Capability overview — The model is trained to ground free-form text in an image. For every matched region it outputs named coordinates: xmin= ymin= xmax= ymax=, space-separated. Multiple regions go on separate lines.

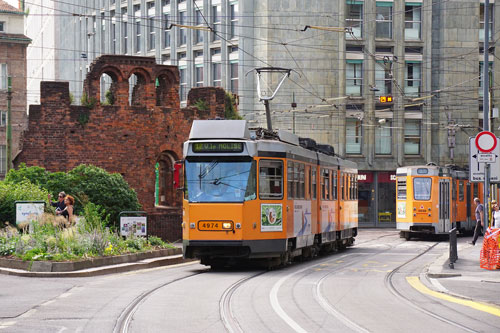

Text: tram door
xmin=438 ymin=179 xmax=450 ymax=232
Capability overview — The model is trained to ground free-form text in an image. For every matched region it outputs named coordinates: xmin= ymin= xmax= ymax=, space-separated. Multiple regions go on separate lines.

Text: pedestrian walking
xmin=471 ymin=197 xmax=484 ymax=246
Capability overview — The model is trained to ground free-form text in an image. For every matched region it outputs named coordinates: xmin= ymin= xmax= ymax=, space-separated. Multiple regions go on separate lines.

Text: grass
xmin=0 ymin=204 xmax=174 ymax=262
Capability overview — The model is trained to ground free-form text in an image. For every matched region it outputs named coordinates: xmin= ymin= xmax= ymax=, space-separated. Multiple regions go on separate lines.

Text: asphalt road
xmin=1 ymin=230 xmax=499 ymax=332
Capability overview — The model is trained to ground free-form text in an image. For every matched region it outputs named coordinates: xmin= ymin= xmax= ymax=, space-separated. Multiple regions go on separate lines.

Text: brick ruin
xmin=14 ymin=55 xmax=226 ymax=241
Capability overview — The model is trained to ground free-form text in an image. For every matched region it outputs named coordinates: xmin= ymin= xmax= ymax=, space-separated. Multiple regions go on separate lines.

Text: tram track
xmin=384 ymin=242 xmax=479 ymax=333
xmin=219 ymin=271 xmax=267 ymax=333
xmin=271 ymin=236 xmax=402 ymax=332
xmin=113 ymin=269 xmax=207 ymax=333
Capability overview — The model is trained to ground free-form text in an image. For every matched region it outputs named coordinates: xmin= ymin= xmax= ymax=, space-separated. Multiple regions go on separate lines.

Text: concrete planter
xmin=0 ymin=247 xmax=181 ymax=273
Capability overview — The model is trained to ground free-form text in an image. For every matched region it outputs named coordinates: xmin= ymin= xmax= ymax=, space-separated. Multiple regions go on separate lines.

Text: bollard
xmin=449 ymin=228 xmax=458 ymax=269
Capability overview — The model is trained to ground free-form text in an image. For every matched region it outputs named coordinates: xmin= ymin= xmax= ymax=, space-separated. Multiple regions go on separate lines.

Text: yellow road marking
xmin=407 ymin=276 xmax=500 ymax=317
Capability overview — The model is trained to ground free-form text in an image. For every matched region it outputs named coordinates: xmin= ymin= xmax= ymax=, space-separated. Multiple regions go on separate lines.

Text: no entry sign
xmin=475 ymin=131 xmax=497 ymax=152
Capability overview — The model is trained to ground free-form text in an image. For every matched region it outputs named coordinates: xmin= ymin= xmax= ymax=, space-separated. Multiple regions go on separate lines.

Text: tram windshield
xmin=413 ymin=177 xmax=432 ymax=200
xmin=185 ymin=160 xmax=256 ymax=203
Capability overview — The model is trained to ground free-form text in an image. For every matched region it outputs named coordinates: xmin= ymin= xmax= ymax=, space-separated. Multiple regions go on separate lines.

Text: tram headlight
xmin=222 ymin=222 xmax=232 ymax=230
xmin=190 ymin=223 xmax=195 ymax=229
xmin=236 ymin=223 xmax=241 ymax=229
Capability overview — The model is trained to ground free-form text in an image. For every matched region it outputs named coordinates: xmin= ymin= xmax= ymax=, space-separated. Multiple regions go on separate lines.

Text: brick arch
xmin=155 ymin=70 xmax=178 ymax=107
xmin=97 ymin=66 xmax=124 ymax=105
xmin=155 ymin=150 xmax=180 ymax=207
xmin=128 ymin=68 xmax=151 ymax=106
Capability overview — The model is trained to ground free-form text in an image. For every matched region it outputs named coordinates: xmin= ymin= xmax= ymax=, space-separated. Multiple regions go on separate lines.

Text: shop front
xmin=357 ymin=171 xmax=396 ymax=227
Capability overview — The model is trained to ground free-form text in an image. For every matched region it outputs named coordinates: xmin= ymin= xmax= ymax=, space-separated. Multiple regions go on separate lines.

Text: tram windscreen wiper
xmin=198 ymin=161 xmax=218 ymax=179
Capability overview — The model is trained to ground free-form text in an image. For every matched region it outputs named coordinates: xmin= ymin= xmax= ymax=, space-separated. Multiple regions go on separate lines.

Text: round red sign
xmin=475 ymin=131 xmax=497 ymax=152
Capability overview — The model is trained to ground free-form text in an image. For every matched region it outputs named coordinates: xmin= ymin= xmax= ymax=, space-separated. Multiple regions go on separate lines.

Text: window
xmin=414 ymin=178 xmax=431 ymax=201
xmin=134 ymin=5 xmax=141 ymax=53
xmin=345 ymin=1 xmax=362 ymax=38
xmin=0 ymin=145 xmax=5 ymax=175
xmin=405 ymin=4 xmax=421 ymax=40
xmin=111 ymin=11 xmax=116 ymax=54
xmin=346 ymin=61 xmax=362 ymax=96
xmin=230 ymin=2 xmax=238 ymax=39
xmin=287 ymin=162 xmax=294 ymax=198
xmin=184 ymin=160 xmax=256 ymax=203
xmin=375 ymin=119 xmax=392 ymax=155
xmin=163 ymin=13 xmax=171 ymax=48
xmin=480 ymin=3 xmax=494 ymax=42
xmin=298 ymin=164 xmax=305 ymax=199
xmin=0 ymin=111 xmax=6 ymax=126
xmin=405 ymin=62 xmax=421 ymax=96
xmin=195 ymin=9 xmax=204 ymax=44
xmin=101 ymin=13 xmax=105 ymax=51
xmin=332 ymin=172 xmax=338 ymax=200
xmin=375 ymin=61 xmax=392 ymax=96
xmin=397 ymin=178 xmax=406 ymax=200
xmin=178 ymin=11 xmax=187 ymax=46
xmin=212 ymin=4 xmax=221 ymax=41
xmin=122 ymin=8 xmax=128 ymax=54
xmin=479 ymin=62 xmax=493 ymax=97
xmin=311 ymin=168 xmax=317 ymax=199
xmin=404 ymin=119 xmax=421 ymax=155
xmin=346 ymin=118 xmax=362 ymax=154
xmin=459 ymin=181 xmax=464 ymax=201
xmin=230 ymin=62 xmax=238 ymax=93
xmin=321 ymin=169 xmax=330 ymax=200
xmin=259 ymin=160 xmax=283 ymax=199
xmin=147 ymin=2 xmax=155 ymax=51
xmin=0 ymin=22 xmax=4 ymax=32
xmin=179 ymin=67 xmax=187 ymax=102
xmin=376 ymin=2 xmax=392 ymax=39
xmin=195 ymin=65 xmax=203 ymax=87
xmin=341 ymin=173 xmax=345 ymax=200
xmin=0 ymin=64 xmax=7 ymax=90
xmin=212 ymin=63 xmax=221 ymax=86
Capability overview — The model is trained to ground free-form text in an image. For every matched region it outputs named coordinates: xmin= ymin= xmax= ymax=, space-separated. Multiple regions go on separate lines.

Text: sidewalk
xmin=425 ymin=236 xmax=500 ymax=307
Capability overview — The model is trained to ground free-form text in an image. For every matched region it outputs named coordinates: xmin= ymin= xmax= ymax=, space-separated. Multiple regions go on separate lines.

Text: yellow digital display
xmin=192 ymin=142 xmax=244 ymax=153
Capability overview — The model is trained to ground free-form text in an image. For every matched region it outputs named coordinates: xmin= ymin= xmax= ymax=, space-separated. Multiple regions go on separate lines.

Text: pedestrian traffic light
xmin=379 ymin=96 xmax=393 ymax=103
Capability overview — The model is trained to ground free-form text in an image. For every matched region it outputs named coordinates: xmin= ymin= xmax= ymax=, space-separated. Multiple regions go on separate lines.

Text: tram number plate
xmin=199 ymin=222 xmax=223 ymax=231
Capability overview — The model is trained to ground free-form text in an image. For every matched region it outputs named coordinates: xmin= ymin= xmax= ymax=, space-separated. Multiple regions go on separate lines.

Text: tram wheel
xmin=404 ymin=232 xmax=411 ymax=241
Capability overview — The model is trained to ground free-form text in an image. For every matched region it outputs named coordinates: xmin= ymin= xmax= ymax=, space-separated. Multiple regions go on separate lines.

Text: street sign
xmin=475 ymin=131 xmax=497 ymax=152
xmin=469 ymin=137 xmax=500 ymax=182
xmin=477 ymin=153 xmax=496 ymax=163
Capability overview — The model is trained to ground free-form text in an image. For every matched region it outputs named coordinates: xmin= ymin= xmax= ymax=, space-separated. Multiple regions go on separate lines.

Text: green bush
xmin=4 ymin=164 xmax=141 ymax=228
xmin=0 ymin=180 xmax=49 ymax=226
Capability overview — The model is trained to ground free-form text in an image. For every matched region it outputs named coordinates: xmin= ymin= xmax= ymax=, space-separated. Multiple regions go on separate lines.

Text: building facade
xmin=0 ymin=0 xmax=30 ymax=178
xmin=21 ymin=0 xmax=499 ymax=226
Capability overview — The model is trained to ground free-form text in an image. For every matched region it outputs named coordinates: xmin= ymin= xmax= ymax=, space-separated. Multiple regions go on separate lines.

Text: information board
xmin=16 ymin=202 xmax=45 ymax=225
xmin=120 ymin=216 xmax=147 ymax=236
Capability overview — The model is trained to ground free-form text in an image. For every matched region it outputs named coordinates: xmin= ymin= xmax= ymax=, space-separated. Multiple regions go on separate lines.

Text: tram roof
xmin=189 ymin=120 xmax=251 ymax=140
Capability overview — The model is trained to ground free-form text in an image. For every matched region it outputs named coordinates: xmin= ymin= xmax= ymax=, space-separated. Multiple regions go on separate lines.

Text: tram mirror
xmin=174 ymin=160 xmax=184 ymax=190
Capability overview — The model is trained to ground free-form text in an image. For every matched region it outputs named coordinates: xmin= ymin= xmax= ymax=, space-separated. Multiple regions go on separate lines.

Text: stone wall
xmin=14 ymin=55 xmax=226 ymax=241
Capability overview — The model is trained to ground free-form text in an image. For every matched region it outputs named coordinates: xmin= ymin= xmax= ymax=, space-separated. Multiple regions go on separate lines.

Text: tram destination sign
xmin=192 ymin=142 xmax=244 ymax=153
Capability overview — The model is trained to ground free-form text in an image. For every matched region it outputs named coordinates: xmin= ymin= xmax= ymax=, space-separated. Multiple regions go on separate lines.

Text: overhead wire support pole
xmin=6 ymin=76 xmax=12 ymax=173
xmin=484 ymin=0 xmax=491 ymax=227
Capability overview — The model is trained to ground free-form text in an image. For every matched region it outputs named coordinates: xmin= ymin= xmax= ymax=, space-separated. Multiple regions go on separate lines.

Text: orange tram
xmin=396 ymin=164 xmax=498 ymax=240
xmin=181 ymin=120 xmax=358 ymax=267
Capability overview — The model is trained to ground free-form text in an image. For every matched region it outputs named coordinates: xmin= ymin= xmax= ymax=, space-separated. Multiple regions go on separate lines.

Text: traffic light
xmin=379 ymin=96 xmax=393 ymax=103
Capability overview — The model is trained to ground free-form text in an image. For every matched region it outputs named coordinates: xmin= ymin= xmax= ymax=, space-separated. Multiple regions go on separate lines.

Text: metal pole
xmin=264 ymin=100 xmax=272 ymax=131
xmin=483 ymin=0 xmax=490 ymax=227
xmin=6 ymin=76 xmax=12 ymax=173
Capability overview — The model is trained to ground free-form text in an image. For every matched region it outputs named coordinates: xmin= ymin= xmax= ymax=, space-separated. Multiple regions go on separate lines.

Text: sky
xmin=5 ymin=0 xmax=18 ymax=10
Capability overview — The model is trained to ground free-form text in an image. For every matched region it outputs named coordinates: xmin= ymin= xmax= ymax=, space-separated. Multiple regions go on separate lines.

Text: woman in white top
xmin=492 ymin=202 xmax=500 ymax=228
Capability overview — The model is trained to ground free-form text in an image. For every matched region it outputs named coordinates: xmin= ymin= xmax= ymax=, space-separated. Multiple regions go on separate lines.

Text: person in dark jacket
xmin=471 ymin=197 xmax=484 ymax=246
xmin=48 ymin=191 xmax=66 ymax=215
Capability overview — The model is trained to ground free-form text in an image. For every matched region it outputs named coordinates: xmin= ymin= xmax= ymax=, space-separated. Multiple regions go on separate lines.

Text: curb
xmin=0 ymin=248 xmax=197 ymax=277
